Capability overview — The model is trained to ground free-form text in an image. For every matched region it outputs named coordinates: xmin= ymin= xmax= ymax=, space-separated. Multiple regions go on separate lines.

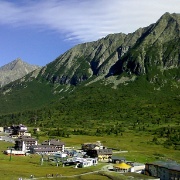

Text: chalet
xmin=86 ymin=149 xmax=112 ymax=161
xmin=145 ymin=161 xmax=180 ymax=180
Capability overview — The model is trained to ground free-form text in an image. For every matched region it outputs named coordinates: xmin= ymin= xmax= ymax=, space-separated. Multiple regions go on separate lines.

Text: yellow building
xmin=113 ymin=162 xmax=132 ymax=172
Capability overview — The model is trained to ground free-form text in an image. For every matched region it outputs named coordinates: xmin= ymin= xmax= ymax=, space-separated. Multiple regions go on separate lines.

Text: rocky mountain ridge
xmin=37 ymin=12 xmax=179 ymax=87
xmin=1 ymin=13 xmax=179 ymax=89
xmin=0 ymin=58 xmax=40 ymax=87
xmin=0 ymin=12 xmax=179 ymax=114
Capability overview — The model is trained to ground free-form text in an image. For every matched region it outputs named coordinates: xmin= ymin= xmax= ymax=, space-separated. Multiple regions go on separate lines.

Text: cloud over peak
xmin=0 ymin=0 xmax=180 ymax=42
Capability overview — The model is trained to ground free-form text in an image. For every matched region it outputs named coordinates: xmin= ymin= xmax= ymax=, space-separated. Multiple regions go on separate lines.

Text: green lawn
xmin=59 ymin=133 xmax=180 ymax=163
xmin=0 ymin=132 xmax=179 ymax=180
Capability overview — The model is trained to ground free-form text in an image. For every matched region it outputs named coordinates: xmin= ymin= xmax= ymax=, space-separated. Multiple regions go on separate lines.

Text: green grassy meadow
xmin=0 ymin=132 xmax=179 ymax=180
xmin=0 ymin=141 xmax=104 ymax=180
xmin=59 ymin=134 xmax=180 ymax=163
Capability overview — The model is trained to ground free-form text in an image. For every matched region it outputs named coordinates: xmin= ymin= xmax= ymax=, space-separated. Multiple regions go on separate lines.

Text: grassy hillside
xmin=0 ymin=75 xmax=179 ymax=152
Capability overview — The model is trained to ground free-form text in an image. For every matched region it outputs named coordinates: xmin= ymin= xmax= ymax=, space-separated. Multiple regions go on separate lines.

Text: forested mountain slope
xmin=0 ymin=12 xmax=179 ymax=116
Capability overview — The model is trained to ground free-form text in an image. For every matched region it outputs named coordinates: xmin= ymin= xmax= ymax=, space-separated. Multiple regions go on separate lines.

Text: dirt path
xmin=21 ymin=164 xmax=114 ymax=180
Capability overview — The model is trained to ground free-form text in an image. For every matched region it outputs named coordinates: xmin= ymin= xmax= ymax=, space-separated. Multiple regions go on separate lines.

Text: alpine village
xmin=0 ymin=12 xmax=180 ymax=180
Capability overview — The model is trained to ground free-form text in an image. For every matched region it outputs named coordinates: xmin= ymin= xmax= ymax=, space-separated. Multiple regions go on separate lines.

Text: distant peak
xmin=159 ymin=12 xmax=172 ymax=20
xmin=0 ymin=58 xmax=40 ymax=87
xmin=163 ymin=12 xmax=171 ymax=16
xmin=156 ymin=12 xmax=180 ymax=27
xmin=14 ymin=58 xmax=23 ymax=63
xmin=159 ymin=12 xmax=179 ymax=20
xmin=9 ymin=58 xmax=22 ymax=65
xmin=15 ymin=58 xmax=22 ymax=62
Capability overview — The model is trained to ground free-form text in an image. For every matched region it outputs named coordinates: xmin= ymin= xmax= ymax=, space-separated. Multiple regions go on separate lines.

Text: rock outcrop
xmin=39 ymin=13 xmax=180 ymax=86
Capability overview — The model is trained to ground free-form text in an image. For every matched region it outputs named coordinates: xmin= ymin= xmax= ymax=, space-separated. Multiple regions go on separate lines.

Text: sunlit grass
xmin=0 ymin=130 xmax=179 ymax=180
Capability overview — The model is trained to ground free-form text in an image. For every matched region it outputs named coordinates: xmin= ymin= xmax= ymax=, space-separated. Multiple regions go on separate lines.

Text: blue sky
xmin=0 ymin=0 xmax=179 ymax=67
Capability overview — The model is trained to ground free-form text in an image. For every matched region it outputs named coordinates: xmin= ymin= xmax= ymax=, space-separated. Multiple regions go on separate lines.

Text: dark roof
xmin=97 ymin=149 xmax=112 ymax=155
xmin=30 ymin=145 xmax=63 ymax=153
xmin=82 ymin=144 xmax=97 ymax=148
xmin=30 ymin=145 xmax=55 ymax=148
xmin=34 ymin=148 xmax=59 ymax=152
xmin=42 ymin=139 xmax=64 ymax=146
xmin=111 ymin=156 xmax=126 ymax=160
xmin=18 ymin=129 xmax=27 ymax=132
xmin=15 ymin=136 xmax=37 ymax=142
xmin=146 ymin=161 xmax=180 ymax=171
xmin=87 ymin=149 xmax=112 ymax=155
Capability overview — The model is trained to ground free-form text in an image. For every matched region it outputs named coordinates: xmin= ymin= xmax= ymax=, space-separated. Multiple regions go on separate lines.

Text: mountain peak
xmin=158 ymin=12 xmax=180 ymax=24
xmin=0 ymin=58 xmax=40 ymax=87
xmin=0 ymin=58 xmax=24 ymax=71
xmin=161 ymin=12 xmax=171 ymax=17
xmin=37 ymin=13 xmax=180 ymax=86
xmin=11 ymin=58 xmax=26 ymax=70
xmin=14 ymin=58 xmax=23 ymax=63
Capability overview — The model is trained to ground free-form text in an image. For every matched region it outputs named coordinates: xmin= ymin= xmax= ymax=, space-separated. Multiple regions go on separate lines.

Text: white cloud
xmin=0 ymin=0 xmax=179 ymax=42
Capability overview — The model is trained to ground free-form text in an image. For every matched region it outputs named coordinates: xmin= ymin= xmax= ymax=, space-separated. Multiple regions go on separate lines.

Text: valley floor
xmin=0 ymin=133 xmax=179 ymax=180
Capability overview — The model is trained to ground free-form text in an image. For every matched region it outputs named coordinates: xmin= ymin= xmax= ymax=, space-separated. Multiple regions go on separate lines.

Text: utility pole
xmin=9 ymin=148 xmax=12 ymax=161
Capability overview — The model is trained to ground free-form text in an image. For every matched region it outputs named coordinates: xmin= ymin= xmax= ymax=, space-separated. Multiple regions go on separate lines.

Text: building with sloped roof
xmin=30 ymin=145 xmax=60 ymax=154
xmin=113 ymin=162 xmax=132 ymax=172
xmin=145 ymin=161 xmax=180 ymax=180
xmin=86 ymin=149 xmax=112 ymax=161
xmin=30 ymin=139 xmax=65 ymax=154
xmin=14 ymin=136 xmax=37 ymax=152
xmin=110 ymin=156 xmax=126 ymax=163
xmin=81 ymin=142 xmax=104 ymax=151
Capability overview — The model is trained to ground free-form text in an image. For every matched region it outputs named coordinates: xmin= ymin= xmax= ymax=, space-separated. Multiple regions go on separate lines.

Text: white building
xmin=4 ymin=149 xmax=25 ymax=156
xmin=78 ymin=158 xmax=98 ymax=168
xmin=67 ymin=157 xmax=98 ymax=168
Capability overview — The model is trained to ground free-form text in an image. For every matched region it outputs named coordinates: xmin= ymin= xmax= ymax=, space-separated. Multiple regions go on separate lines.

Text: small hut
xmin=113 ymin=162 xmax=132 ymax=173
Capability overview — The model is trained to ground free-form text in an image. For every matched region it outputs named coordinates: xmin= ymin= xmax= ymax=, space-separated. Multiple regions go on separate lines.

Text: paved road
xmin=21 ymin=170 xmax=100 ymax=180
xmin=0 ymin=135 xmax=15 ymax=143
